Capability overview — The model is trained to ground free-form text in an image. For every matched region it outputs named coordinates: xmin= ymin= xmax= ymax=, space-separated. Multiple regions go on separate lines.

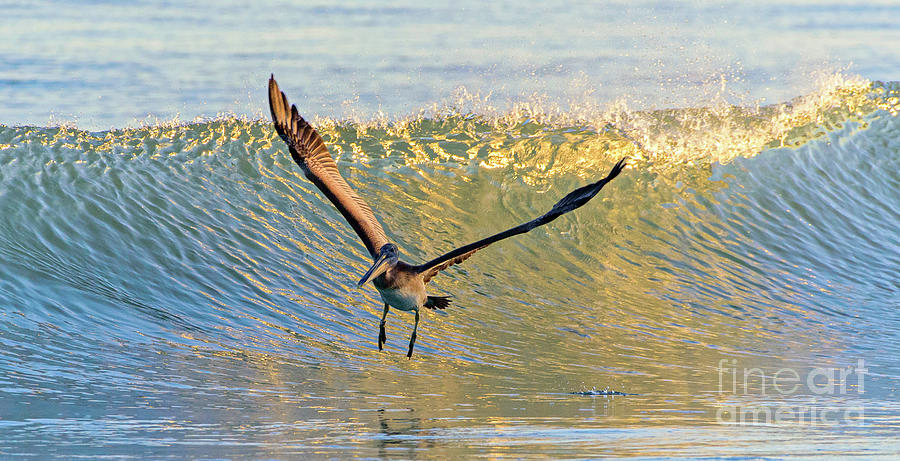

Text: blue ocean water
xmin=3 ymin=0 xmax=899 ymax=128
xmin=2 ymin=1 xmax=900 ymax=458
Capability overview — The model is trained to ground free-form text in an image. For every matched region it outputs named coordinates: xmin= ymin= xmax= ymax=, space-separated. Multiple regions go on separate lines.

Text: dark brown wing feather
xmin=268 ymin=75 xmax=389 ymax=257
xmin=420 ymin=247 xmax=481 ymax=284
xmin=417 ymin=158 xmax=627 ymax=283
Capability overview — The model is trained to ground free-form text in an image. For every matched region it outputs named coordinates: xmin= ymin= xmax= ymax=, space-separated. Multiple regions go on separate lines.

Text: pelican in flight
xmin=268 ymin=75 xmax=626 ymax=358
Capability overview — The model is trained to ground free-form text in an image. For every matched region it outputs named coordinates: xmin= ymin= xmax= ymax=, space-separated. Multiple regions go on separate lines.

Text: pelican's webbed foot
xmin=406 ymin=332 xmax=417 ymax=358
xmin=378 ymin=303 xmax=389 ymax=351
xmin=406 ymin=309 xmax=420 ymax=359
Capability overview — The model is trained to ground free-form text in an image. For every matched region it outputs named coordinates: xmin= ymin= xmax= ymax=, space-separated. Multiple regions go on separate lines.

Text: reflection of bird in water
xmin=268 ymin=75 xmax=627 ymax=358
xmin=375 ymin=408 xmax=428 ymax=456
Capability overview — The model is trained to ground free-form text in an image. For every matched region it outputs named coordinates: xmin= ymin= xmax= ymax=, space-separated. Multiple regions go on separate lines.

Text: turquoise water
xmin=2 ymin=1 xmax=900 ymax=459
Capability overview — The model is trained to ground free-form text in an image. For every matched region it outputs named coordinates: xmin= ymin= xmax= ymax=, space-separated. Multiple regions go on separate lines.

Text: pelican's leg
xmin=378 ymin=303 xmax=389 ymax=350
xmin=406 ymin=309 xmax=420 ymax=359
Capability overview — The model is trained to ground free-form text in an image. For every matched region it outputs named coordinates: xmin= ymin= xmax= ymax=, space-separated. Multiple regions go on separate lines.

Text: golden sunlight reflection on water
xmin=1 ymin=81 xmax=899 ymax=457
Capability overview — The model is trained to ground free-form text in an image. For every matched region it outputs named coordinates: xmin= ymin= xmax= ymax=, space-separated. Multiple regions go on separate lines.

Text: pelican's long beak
xmin=358 ymin=253 xmax=391 ymax=287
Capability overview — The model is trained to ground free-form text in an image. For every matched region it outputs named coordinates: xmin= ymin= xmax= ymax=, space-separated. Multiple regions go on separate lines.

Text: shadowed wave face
xmin=0 ymin=81 xmax=899 ymax=457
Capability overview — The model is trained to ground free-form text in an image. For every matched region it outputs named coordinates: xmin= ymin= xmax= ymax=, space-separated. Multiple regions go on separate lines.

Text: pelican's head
xmin=357 ymin=243 xmax=400 ymax=287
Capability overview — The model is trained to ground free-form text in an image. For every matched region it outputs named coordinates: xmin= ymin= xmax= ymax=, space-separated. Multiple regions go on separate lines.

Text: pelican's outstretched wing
xmin=268 ymin=75 xmax=389 ymax=257
xmin=416 ymin=158 xmax=627 ymax=283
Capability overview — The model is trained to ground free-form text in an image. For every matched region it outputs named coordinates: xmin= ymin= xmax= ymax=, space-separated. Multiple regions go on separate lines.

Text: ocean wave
xmin=0 ymin=80 xmax=898 ymax=370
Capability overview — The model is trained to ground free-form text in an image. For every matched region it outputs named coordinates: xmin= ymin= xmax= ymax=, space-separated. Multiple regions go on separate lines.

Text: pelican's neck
xmin=373 ymin=260 xmax=413 ymax=290
xmin=372 ymin=262 xmax=396 ymax=290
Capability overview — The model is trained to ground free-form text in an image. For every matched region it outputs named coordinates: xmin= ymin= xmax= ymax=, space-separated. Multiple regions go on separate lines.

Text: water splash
xmin=303 ymin=72 xmax=899 ymax=177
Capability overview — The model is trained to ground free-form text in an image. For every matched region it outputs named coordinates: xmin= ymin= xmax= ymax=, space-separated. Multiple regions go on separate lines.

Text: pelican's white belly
xmin=377 ymin=287 xmax=423 ymax=312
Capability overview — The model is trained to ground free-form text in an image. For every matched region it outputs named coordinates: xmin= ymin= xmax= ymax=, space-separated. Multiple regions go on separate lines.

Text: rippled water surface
xmin=3 ymin=1 xmax=900 ymax=459
xmin=3 ymin=83 xmax=900 ymax=457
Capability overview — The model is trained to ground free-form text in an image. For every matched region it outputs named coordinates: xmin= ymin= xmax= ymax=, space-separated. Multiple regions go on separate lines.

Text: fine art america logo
xmin=715 ymin=359 xmax=867 ymax=426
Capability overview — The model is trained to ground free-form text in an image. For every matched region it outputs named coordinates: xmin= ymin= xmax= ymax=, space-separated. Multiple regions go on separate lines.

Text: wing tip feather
xmin=606 ymin=157 xmax=627 ymax=181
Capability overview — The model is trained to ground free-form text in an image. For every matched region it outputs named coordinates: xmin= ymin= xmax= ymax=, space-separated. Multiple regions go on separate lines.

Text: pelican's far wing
xmin=268 ymin=75 xmax=389 ymax=257
xmin=416 ymin=158 xmax=627 ymax=283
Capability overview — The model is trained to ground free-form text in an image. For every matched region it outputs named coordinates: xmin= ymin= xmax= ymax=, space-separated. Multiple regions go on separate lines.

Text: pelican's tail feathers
xmin=425 ymin=296 xmax=452 ymax=310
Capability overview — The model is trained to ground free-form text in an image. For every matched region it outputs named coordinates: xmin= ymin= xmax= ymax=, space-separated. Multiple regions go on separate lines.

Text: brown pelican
xmin=268 ymin=75 xmax=626 ymax=358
